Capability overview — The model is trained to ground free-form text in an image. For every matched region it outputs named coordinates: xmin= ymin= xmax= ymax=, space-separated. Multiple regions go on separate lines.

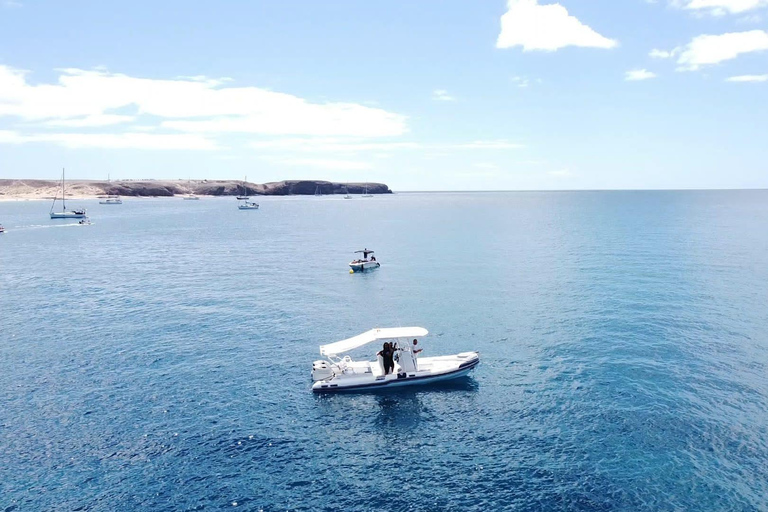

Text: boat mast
xmin=61 ymin=168 xmax=66 ymax=211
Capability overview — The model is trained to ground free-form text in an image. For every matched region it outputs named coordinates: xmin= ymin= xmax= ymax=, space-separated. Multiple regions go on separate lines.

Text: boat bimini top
xmin=320 ymin=327 xmax=428 ymax=357
xmin=354 ymin=249 xmax=375 ymax=259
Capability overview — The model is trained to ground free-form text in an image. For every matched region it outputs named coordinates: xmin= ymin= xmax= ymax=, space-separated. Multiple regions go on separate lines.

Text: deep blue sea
xmin=1 ymin=191 xmax=767 ymax=511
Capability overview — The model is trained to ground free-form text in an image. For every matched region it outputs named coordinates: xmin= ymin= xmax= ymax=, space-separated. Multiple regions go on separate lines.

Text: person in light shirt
xmin=411 ymin=339 xmax=422 ymax=357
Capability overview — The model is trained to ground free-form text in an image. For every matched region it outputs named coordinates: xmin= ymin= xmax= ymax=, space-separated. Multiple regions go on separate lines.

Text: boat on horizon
xmin=362 ymin=185 xmax=373 ymax=198
xmin=343 ymin=185 xmax=351 ymax=199
xmin=99 ymin=195 xmax=122 ymax=205
xmin=184 ymin=178 xmax=200 ymax=200
xmin=311 ymin=327 xmax=480 ymax=392
xmin=50 ymin=169 xmax=87 ymax=219
xmin=238 ymin=200 xmax=259 ymax=210
xmin=349 ymin=248 xmax=380 ymax=272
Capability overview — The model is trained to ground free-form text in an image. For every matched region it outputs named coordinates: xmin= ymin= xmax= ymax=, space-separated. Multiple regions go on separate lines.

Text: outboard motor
xmin=312 ymin=360 xmax=334 ymax=381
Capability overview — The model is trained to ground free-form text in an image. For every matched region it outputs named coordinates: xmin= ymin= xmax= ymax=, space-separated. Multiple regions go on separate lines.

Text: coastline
xmin=0 ymin=179 xmax=392 ymax=200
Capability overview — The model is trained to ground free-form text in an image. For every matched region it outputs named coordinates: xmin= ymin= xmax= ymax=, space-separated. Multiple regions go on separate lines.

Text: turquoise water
xmin=1 ymin=191 xmax=767 ymax=511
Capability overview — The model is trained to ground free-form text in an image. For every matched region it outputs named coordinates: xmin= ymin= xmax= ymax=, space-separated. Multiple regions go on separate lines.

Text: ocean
xmin=1 ymin=191 xmax=767 ymax=511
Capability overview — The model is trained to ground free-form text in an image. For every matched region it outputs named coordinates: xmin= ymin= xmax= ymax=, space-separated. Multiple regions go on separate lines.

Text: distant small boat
xmin=50 ymin=168 xmax=86 ymax=219
xmin=315 ymin=185 xmax=322 ymax=197
xmin=184 ymin=178 xmax=200 ymax=200
xmin=78 ymin=217 xmax=92 ymax=225
xmin=343 ymin=186 xmax=352 ymax=199
xmin=362 ymin=185 xmax=373 ymax=198
xmin=349 ymin=248 xmax=380 ymax=272
xmin=0 ymin=225 xmax=5 ymax=234
xmin=99 ymin=195 xmax=122 ymax=205
xmin=237 ymin=176 xmax=250 ymax=200
xmin=238 ymin=201 xmax=259 ymax=210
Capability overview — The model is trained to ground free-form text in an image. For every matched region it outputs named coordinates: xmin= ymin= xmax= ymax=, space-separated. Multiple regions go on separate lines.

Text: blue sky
xmin=1 ymin=0 xmax=766 ymax=190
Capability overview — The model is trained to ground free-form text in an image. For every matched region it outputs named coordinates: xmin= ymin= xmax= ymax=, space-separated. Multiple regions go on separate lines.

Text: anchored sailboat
xmin=50 ymin=169 xmax=86 ymax=219
xmin=237 ymin=176 xmax=250 ymax=200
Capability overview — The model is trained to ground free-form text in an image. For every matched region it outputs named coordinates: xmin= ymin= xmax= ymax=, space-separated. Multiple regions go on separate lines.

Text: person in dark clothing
xmin=377 ymin=342 xmax=395 ymax=375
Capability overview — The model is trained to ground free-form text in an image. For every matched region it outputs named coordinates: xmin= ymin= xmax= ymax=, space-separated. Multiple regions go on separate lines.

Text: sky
xmin=0 ymin=0 xmax=766 ymax=191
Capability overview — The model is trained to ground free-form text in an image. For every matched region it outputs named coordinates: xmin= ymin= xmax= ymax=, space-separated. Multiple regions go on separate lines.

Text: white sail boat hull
xmin=50 ymin=211 xmax=86 ymax=219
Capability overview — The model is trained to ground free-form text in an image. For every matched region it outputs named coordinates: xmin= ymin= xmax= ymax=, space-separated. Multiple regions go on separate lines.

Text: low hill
xmin=0 ymin=179 xmax=392 ymax=199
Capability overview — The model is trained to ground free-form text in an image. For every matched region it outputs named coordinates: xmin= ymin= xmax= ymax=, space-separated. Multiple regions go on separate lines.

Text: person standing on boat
xmin=378 ymin=342 xmax=394 ymax=375
xmin=412 ymin=339 xmax=422 ymax=356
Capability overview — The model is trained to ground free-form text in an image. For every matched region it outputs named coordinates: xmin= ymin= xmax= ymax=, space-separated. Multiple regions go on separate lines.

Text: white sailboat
xmin=314 ymin=185 xmax=322 ymax=197
xmin=362 ymin=185 xmax=373 ymax=198
xmin=237 ymin=176 xmax=250 ymax=200
xmin=343 ymin=185 xmax=352 ymax=199
xmin=50 ymin=169 xmax=86 ymax=219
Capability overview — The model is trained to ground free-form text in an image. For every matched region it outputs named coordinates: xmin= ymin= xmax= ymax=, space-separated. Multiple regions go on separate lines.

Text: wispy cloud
xmin=497 ymin=0 xmax=617 ymax=51
xmin=263 ymin=157 xmax=373 ymax=170
xmin=649 ymin=48 xmax=678 ymax=59
xmin=726 ymin=73 xmax=768 ymax=81
xmin=248 ymin=138 xmax=523 ymax=153
xmin=654 ymin=30 xmax=768 ymax=71
xmin=511 ymin=76 xmax=530 ymax=88
xmin=625 ymin=69 xmax=658 ymax=81
xmin=0 ymin=130 xmax=218 ymax=150
xmin=432 ymin=89 xmax=456 ymax=101
xmin=674 ymin=0 xmax=768 ymax=15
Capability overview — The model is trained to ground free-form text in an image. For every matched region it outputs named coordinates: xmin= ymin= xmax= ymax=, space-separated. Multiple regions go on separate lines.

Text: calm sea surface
xmin=1 ymin=191 xmax=767 ymax=511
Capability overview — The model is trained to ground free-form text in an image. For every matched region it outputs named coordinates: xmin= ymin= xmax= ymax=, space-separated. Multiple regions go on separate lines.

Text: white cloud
xmin=677 ymin=0 xmax=768 ymax=14
xmin=432 ymin=89 xmax=456 ymax=101
xmin=726 ymin=73 xmax=768 ymax=81
xmin=0 ymin=66 xmax=407 ymax=140
xmin=0 ymin=130 xmax=218 ymax=150
xmin=496 ymin=0 xmax=618 ymax=51
xmin=625 ymin=69 xmax=658 ymax=81
xmin=674 ymin=30 xmax=768 ymax=70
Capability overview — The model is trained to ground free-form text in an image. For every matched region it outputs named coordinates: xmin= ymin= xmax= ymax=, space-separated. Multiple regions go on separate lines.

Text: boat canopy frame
xmin=320 ymin=327 xmax=428 ymax=357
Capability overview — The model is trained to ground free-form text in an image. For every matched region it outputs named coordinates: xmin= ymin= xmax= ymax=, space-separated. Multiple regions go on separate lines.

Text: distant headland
xmin=0 ymin=179 xmax=392 ymax=200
